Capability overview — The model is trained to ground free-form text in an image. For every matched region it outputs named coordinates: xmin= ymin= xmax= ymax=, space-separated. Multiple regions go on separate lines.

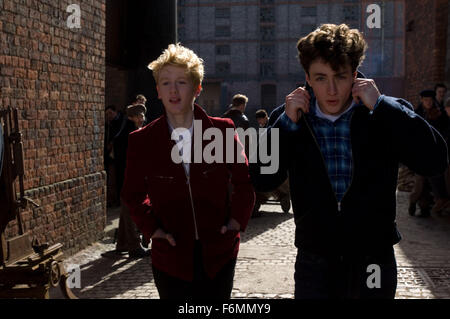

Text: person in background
xmin=105 ymin=105 xmax=124 ymax=207
xmin=222 ymin=94 xmax=250 ymax=130
xmin=126 ymin=104 xmax=146 ymax=129
xmin=134 ymin=94 xmax=147 ymax=107
xmin=409 ymin=89 xmax=450 ymax=217
xmin=255 ymin=109 xmax=269 ymax=128
xmin=445 ymin=97 xmax=450 ymax=117
xmin=103 ymin=104 xmax=150 ymax=259
xmin=222 ymin=94 xmax=251 ymax=157
xmin=435 ymin=83 xmax=447 ymax=110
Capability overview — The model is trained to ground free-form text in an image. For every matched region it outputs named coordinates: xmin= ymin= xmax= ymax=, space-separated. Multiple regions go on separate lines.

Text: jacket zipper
xmin=303 ymin=111 xmax=355 ymax=213
xmin=337 ymin=111 xmax=356 ymax=212
xmin=185 ymin=171 xmax=199 ymax=240
xmin=168 ymin=133 xmax=200 ymax=240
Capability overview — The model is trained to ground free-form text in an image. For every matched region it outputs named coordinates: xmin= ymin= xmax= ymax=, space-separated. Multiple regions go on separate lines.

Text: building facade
xmin=178 ymin=0 xmax=408 ymax=125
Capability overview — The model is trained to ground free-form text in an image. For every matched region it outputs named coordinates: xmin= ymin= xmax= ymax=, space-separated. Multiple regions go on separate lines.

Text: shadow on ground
xmin=50 ymin=253 xmax=154 ymax=299
xmin=241 ymin=203 xmax=294 ymax=244
xmin=395 ymin=191 xmax=450 ymax=298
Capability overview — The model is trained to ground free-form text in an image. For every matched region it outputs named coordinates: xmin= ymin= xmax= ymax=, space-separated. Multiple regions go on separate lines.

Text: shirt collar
xmin=314 ymin=99 xmax=357 ymax=123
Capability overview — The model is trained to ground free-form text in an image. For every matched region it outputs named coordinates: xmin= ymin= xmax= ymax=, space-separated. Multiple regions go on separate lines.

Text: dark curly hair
xmin=297 ymin=24 xmax=368 ymax=74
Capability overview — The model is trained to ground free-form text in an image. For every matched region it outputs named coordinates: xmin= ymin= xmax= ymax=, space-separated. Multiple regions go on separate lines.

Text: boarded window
xmin=216 ymin=62 xmax=230 ymax=75
xmin=216 ymin=8 xmax=230 ymax=19
xmin=260 ymin=7 xmax=275 ymax=23
xmin=215 ymin=25 xmax=230 ymax=37
xmin=261 ymin=84 xmax=277 ymax=109
xmin=216 ymin=44 xmax=230 ymax=55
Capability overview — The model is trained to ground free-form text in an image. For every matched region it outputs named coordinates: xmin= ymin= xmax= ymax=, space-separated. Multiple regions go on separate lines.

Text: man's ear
xmin=352 ymin=71 xmax=357 ymax=81
xmin=305 ymin=72 xmax=311 ymax=87
xmin=195 ymin=84 xmax=202 ymax=97
xmin=156 ymin=85 xmax=161 ymax=99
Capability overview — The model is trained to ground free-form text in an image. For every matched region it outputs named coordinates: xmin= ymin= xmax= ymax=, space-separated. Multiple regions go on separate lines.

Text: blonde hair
xmin=232 ymin=94 xmax=248 ymax=107
xmin=148 ymin=43 xmax=204 ymax=87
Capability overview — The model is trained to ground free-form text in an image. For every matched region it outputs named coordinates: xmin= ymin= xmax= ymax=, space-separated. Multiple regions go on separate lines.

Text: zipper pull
xmin=337 ymin=202 xmax=341 ymax=212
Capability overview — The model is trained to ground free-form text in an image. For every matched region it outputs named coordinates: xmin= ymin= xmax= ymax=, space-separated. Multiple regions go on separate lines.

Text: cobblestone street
xmin=50 ymin=191 xmax=450 ymax=299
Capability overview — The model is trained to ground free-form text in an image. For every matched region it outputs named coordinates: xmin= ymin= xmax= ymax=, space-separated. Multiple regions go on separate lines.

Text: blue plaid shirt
xmin=306 ymin=103 xmax=354 ymax=201
xmin=276 ymin=96 xmax=383 ymax=202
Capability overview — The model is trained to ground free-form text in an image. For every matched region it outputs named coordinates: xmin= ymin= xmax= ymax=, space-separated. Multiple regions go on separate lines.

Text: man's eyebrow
xmin=159 ymin=74 xmax=188 ymax=80
xmin=312 ymin=72 xmax=327 ymax=77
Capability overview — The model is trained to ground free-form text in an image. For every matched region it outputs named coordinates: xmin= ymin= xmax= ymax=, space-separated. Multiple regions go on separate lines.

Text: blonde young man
xmin=121 ymin=44 xmax=255 ymax=299
xmin=251 ymin=24 xmax=448 ymax=299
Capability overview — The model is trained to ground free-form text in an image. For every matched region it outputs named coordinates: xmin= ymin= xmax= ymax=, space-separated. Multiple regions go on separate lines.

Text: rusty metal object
xmin=49 ymin=261 xmax=61 ymax=287
xmin=0 ymin=108 xmax=77 ymax=299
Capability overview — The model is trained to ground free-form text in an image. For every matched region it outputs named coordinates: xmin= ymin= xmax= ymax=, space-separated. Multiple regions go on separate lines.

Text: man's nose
xmin=327 ymin=80 xmax=337 ymax=95
xmin=169 ymin=83 xmax=178 ymax=93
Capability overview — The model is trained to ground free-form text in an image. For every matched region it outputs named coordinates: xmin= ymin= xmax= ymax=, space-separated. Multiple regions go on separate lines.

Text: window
xmin=260 ymin=62 xmax=275 ymax=78
xmin=215 ymin=7 xmax=230 ymax=19
xmin=178 ymin=27 xmax=185 ymax=42
xmin=216 ymin=44 xmax=230 ymax=55
xmin=343 ymin=5 xmax=359 ymax=21
xmin=260 ymin=44 xmax=275 ymax=60
xmin=301 ymin=24 xmax=316 ymax=36
xmin=301 ymin=6 xmax=317 ymax=17
xmin=178 ymin=9 xmax=185 ymax=25
xmin=260 ymin=7 xmax=275 ymax=23
xmin=260 ymin=26 xmax=275 ymax=40
xmin=261 ymin=84 xmax=277 ymax=109
xmin=215 ymin=26 xmax=231 ymax=37
xmin=216 ymin=62 xmax=230 ymax=75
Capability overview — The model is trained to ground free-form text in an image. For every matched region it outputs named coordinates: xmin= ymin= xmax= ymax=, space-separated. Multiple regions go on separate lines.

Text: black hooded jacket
xmin=251 ymin=84 xmax=448 ymax=256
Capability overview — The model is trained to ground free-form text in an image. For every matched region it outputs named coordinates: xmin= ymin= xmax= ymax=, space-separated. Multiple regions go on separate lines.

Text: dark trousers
xmin=294 ymin=248 xmax=397 ymax=299
xmin=152 ymin=241 xmax=236 ymax=299
xmin=410 ymin=173 xmax=448 ymax=207
xmin=116 ymin=200 xmax=141 ymax=252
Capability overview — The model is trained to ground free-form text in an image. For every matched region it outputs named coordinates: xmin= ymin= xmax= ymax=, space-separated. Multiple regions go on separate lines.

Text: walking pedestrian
xmin=103 ymin=104 xmax=150 ymax=259
xmin=121 ymin=43 xmax=255 ymax=299
xmin=255 ymin=109 xmax=269 ymax=128
xmin=435 ymin=83 xmax=447 ymax=110
xmin=409 ymin=89 xmax=450 ymax=217
xmin=222 ymin=94 xmax=250 ymax=130
xmin=251 ymin=23 xmax=448 ymax=299
xmin=222 ymin=94 xmax=251 ymax=157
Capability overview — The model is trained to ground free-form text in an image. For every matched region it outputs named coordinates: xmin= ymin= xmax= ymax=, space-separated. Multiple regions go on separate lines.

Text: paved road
xmin=50 ymin=191 xmax=450 ymax=299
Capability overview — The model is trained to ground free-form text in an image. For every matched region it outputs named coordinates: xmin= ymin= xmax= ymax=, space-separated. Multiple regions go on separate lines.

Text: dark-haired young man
xmin=222 ymin=94 xmax=250 ymax=130
xmin=255 ymin=109 xmax=269 ymax=128
xmin=251 ymin=24 xmax=448 ymax=299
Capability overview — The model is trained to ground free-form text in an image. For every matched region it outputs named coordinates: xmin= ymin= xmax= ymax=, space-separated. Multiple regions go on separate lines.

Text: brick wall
xmin=405 ymin=0 xmax=448 ymax=107
xmin=105 ymin=65 xmax=129 ymax=112
xmin=0 ymin=0 xmax=106 ymax=256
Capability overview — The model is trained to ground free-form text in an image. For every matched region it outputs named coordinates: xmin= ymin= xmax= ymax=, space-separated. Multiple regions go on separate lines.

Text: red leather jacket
xmin=121 ymin=105 xmax=255 ymax=281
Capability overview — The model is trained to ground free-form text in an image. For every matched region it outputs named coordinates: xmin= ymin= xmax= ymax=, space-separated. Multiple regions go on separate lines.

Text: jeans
xmin=152 ymin=241 xmax=236 ymax=299
xmin=294 ymin=248 xmax=397 ymax=299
